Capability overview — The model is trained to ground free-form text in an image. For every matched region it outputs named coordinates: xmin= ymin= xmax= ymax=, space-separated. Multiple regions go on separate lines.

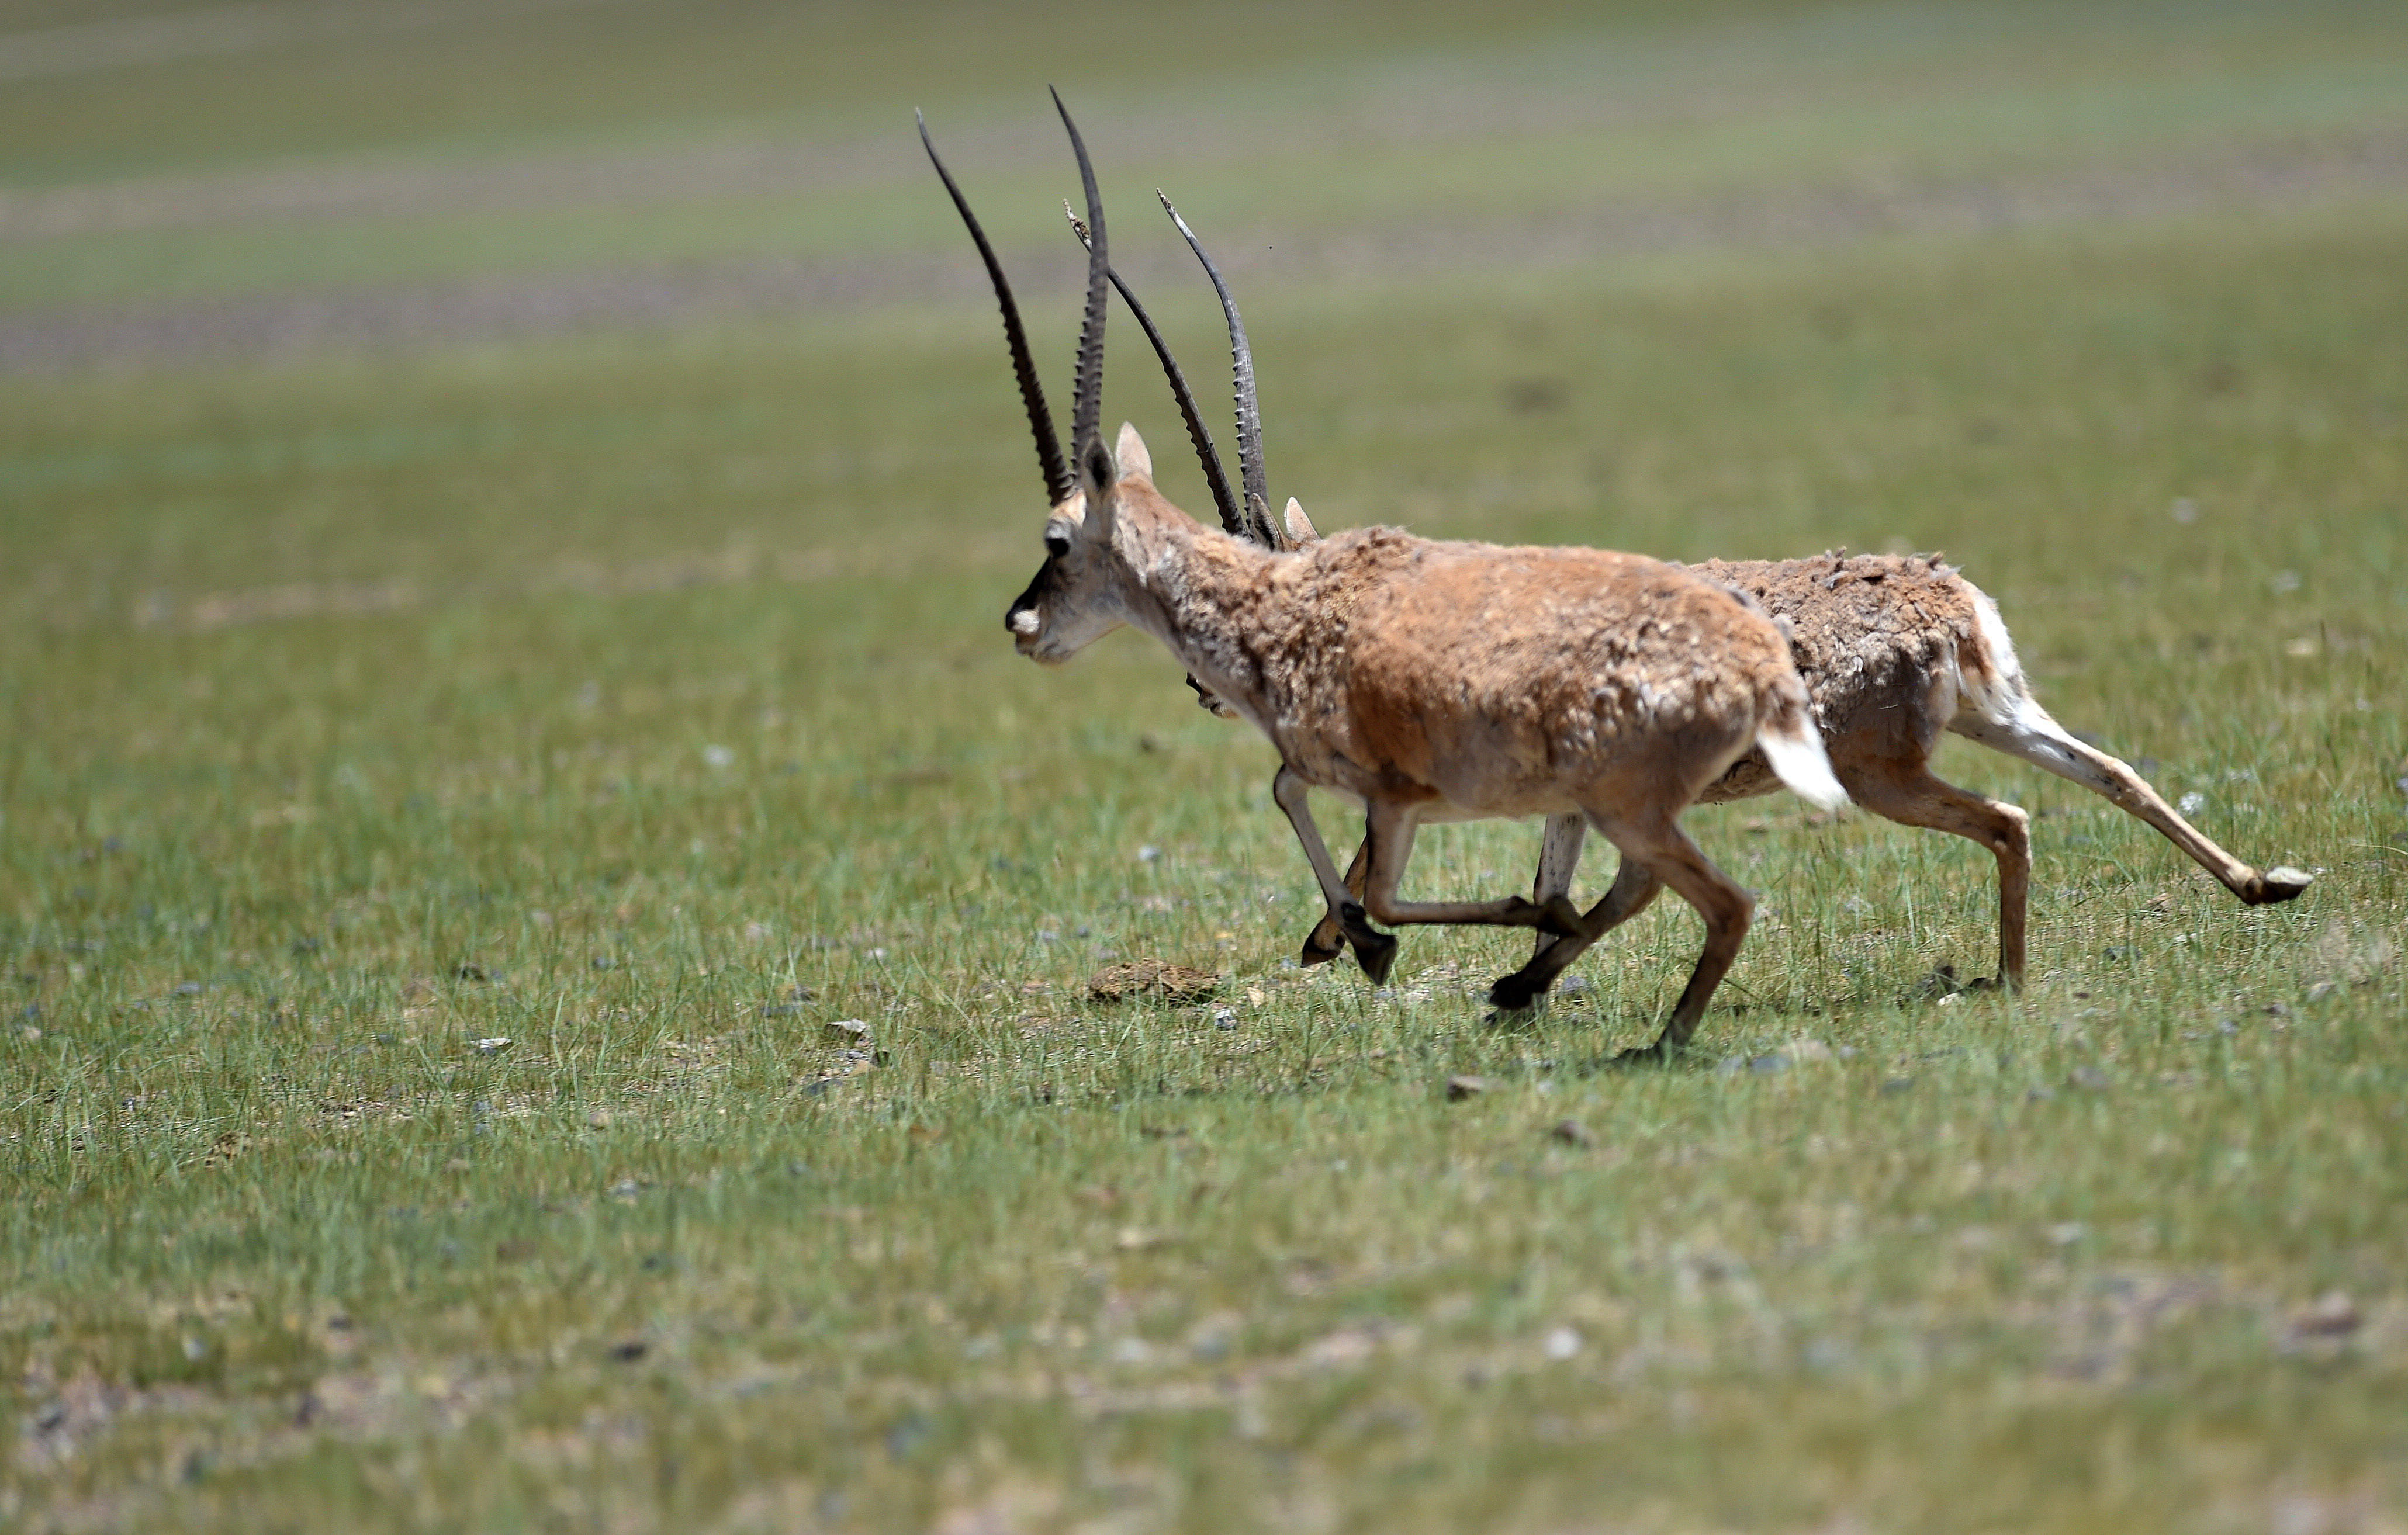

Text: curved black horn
xmin=916 ymin=109 xmax=1070 ymax=505
xmin=1051 ymin=88 xmax=1108 ymax=471
xmin=1160 ymin=192 xmax=1275 ymax=546
xmin=1065 ymin=203 xmax=1246 ymax=539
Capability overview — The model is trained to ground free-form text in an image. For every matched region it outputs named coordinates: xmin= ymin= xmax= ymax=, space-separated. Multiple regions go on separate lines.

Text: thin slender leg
xmin=1951 ymin=709 xmax=2310 ymax=903
xmin=1489 ymin=857 xmax=1665 ymax=1010
xmin=1307 ymin=810 xmax=1583 ymax=972
xmin=1570 ymin=810 xmax=1753 ymax=1059
xmin=1359 ymin=802 xmax=1580 ymax=932
xmin=1842 ymin=758 xmax=2032 ymax=989
xmin=1528 ymin=812 xmax=1589 ymax=962
xmin=1300 ymin=841 xmax=1369 ymax=966
xmin=1272 ymin=767 xmax=1396 ymax=982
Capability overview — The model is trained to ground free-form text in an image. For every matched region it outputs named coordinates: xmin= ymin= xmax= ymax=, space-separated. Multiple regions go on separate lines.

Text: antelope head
xmin=923 ymin=99 xmax=1303 ymax=678
xmin=1006 ymin=420 xmax=1154 ymax=665
xmin=1000 ymin=92 xmax=1135 ymax=666
xmin=917 ymin=93 xmax=1122 ymax=666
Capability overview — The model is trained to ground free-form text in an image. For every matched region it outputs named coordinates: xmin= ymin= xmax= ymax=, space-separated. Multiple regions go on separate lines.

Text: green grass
xmin=4 ymin=2 xmax=2407 ymax=1530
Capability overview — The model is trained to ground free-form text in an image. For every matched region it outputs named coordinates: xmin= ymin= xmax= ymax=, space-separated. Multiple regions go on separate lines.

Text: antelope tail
xmin=1756 ymin=676 xmax=1850 ymax=811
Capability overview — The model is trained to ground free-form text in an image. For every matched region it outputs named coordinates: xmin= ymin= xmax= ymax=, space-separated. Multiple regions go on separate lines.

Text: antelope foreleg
xmin=1528 ymin=812 xmax=1590 ymax=961
xmin=1272 ymin=767 xmax=1397 ymax=982
xmin=1359 ymin=804 xmax=1579 ymax=933
xmin=1839 ymin=758 xmax=2032 ymax=990
xmin=1301 ymin=841 xmax=1370 ymax=966
xmin=1309 ymin=809 xmax=1592 ymax=967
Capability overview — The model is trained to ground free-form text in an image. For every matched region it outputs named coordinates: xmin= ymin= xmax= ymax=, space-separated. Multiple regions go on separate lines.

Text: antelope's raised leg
xmin=1488 ymin=856 xmax=1665 ymax=1012
xmin=1300 ymin=841 xmax=1370 ymax=966
xmin=1841 ymin=758 xmax=2032 ymax=989
xmin=1951 ymin=711 xmax=2312 ymax=905
xmin=1272 ymin=766 xmax=1396 ymax=982
xmin=1359 ymin=802 xmax=1582 ymax=934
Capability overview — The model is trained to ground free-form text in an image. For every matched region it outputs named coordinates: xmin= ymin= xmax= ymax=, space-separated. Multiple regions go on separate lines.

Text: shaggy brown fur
xmin=1010 ymin=425 xmax=1848 ymax=1054
xmin=1304 ymin=548 xmax=2313 ymax=989
xmin=1079 ymin=161 xmax=2310 ymax=1002
xmin=1692 ymin=553 xmax=1984 ymax=801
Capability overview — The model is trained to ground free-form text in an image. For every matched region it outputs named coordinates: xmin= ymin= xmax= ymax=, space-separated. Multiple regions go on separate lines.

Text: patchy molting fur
xmin=1011 ymin=424 xmax=1847 ymax=1052
xmin=1299 ymin=546 xmax=2312 ymax=989
xmin=1690 ymin=552 xmax=1988 ymax=802
xmin=1022 ymin=432 xmax=1832 ymax=823
xmin=1087 ymin=158 xmax=2310 ymax=997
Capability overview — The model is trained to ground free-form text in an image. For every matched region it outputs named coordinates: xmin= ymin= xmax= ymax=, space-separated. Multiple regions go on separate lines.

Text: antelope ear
xmin=1283 ymin=496 xmax=1321 ymax=545
xmin=1078 ymin=435 xmax=1117 ymax=498
xmin=1113 ymin=421 xmax=1153 ymax=484
xmin=1076 ymin=435 xmax=1118 ymax=539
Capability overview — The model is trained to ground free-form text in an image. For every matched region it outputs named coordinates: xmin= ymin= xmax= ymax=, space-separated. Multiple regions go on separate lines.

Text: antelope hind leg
xmin=1952 ymin=710 xmax=2311 ymax=905
xmin=1489 ymin=856 xmax=1665 ymax=1012
xmin=1576 ymin=812 xmax=1752 ymax=1058
xmin=1840 ymin=757 xmax=2032 ymax=990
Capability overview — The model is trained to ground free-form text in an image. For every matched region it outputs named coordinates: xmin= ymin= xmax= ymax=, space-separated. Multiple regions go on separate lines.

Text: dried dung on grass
xmin=1087 ymin=959 xmax=1220 ymax=1004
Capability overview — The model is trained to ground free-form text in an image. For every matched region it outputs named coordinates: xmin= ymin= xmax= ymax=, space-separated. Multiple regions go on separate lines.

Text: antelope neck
xmin=1109 ymin=488 xmax=1283 ymax=719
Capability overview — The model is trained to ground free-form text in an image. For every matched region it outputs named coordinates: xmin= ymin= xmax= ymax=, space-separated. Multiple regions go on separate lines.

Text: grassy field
xmin=5 ymin=2 xmax=2407 ymax=1530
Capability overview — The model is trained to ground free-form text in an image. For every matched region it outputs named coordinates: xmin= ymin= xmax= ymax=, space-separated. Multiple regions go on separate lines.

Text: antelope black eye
xmin=1044 ymin=532 xmax=1071 ymax=559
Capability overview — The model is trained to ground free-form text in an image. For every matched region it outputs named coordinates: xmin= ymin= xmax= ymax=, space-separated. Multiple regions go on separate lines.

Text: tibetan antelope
xmin=1123 ymin=198 xmax=2314 ymax=998
xmin=919 ymin=96 xmax=1850 ymax=1055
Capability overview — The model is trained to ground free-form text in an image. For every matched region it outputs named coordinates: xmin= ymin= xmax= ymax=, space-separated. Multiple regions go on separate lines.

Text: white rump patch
xmin=1956 ymin=583 xmax=2048 ymax=731
xmin=1949 ymin=583 xmax=2102 ymax=767
xmin=1759 ymin=716 xmax=1849 ymax=810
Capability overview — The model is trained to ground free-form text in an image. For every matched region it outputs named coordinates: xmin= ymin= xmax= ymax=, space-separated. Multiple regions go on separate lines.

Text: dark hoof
xmin=1486 ymin=971 xmax=1549 ymax=1012
xmin=1336 ymin=902 xmax=1399 ymax=983
xmin=1610 ymin=1042 xmax=1674 ymax=1068
xmin=2250 ymin=866 xmax=2313 ymax=904
xmin=1353 ymin=931 xmax=1399 ymax=985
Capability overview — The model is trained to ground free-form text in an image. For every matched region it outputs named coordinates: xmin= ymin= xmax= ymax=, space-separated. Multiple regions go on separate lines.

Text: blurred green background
xmin=4 ymin=2 xmax=2405 ymax=1531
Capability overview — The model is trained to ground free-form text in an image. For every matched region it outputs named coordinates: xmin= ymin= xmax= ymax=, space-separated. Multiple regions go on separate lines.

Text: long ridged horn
xmin=1065 ymin=202 xmax=1245 ymax=538
xmin=916 ymin=109 xmax=1070 ymax=506
xmin=1051 ymin=88 xmax=1108 ymax=473
xmin=1160 ymin=191 xmax=1276 ymax=546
